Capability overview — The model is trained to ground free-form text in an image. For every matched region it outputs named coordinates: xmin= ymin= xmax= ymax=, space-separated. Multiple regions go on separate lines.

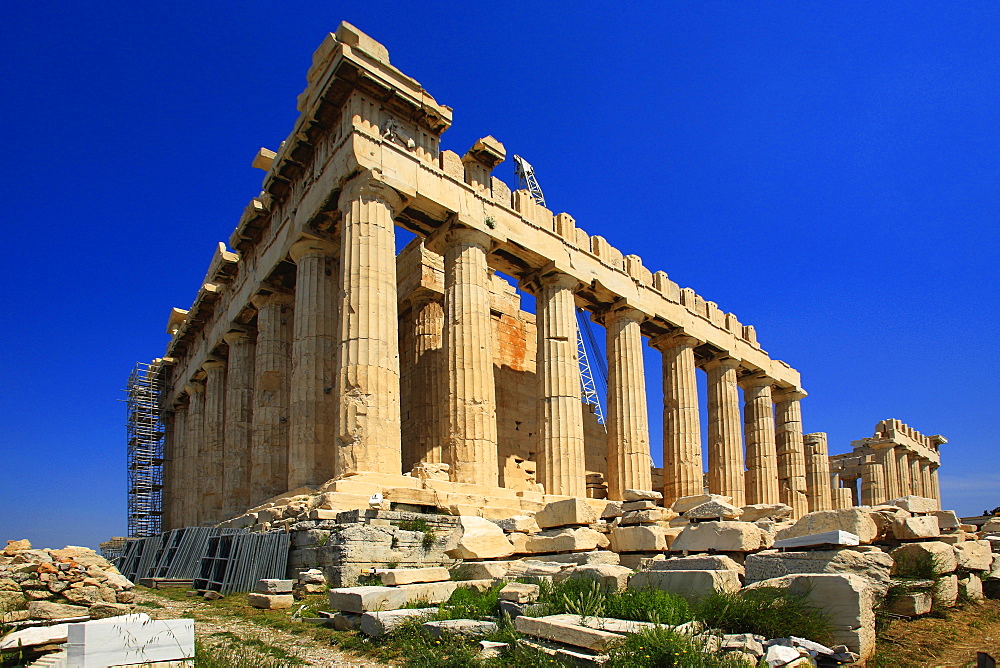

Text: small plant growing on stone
xmin=397 ymin=518 xmax=436 ymax=550
xmin=484 ymin=214 xmax=496 ymax=229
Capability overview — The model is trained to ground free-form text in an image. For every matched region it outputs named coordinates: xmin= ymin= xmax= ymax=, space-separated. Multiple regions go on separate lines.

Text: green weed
xmin=697 ymin=586 xmax=834 ymax=643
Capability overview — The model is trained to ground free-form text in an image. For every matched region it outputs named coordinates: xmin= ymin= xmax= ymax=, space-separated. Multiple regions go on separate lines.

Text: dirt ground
xmin=134 ymin=586 xmax=388 ymax=667
xmin=874 ymin=599 xmax=1000 ymax=667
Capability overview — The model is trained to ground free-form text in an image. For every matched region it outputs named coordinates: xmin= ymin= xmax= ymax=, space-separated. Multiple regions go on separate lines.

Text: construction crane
xmin=513 ymin=155 xmax=608 ymax=425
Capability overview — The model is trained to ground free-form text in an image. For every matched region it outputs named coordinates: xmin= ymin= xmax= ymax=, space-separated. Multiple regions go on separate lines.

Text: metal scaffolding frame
xmin=125 ymin=361 xmax=166 ymax=537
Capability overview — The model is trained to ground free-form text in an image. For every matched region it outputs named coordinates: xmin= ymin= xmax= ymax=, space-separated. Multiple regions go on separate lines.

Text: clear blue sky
xmin=2 ymin=2 xmax=997 ymax=548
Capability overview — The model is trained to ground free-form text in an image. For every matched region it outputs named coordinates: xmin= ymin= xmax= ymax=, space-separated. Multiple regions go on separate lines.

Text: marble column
xmin=183 ymin=382 xmax=204 ymax=527
xmin=404 ymin=293 xmax=445 ymax=471
xmin=171 ymin=404 xmax=189 ymax=528
xmin=930 ymin=464 xmax=941 ymax=508
xmin=895 ymin=448 xmax=912 ymax=496
xmin=705 ymin=356 xmax=745 ymax=507
xmin=774 ymin=389 xmax=809 ymax=518
xmin=604 ymin=306 xmax=652 ymax=499
xmin=251 ymin=292 xmax=293 ymax=505
xmin=920 ymin=461 xmax=935 ymax=506
xmin=741 ymin=374 xmax=780 ymax=505
xmin=222 ymin=330 xmax=255 ymax=519
xmin=201 ymin=359 xmax=226 ymax=526
xmin=443 ymin=227 xmax=499 ymax=486
xmin=873 ymin=443 xmax=900 ymax=504
xmin=803 ymin=432 xmax=832 ymax=512
xmin=289 ymin=238 xmax=338 ymax=488
xmin=654 ymin=333 xmax=703 ymax=508
xmin=160 ymin=410 xmax=175 ymax=530
xmin=861 ymin=457 xmax=885 ymax=506
xmin=535 ymin=273 xmax=586 ymax=498
xmin=832 ymin=486 xmax=854 ymax=510
xmin=909 ymin=454 xmax=924 ymax=497
xmin=337 ymin=176 xmax=404 ymax=475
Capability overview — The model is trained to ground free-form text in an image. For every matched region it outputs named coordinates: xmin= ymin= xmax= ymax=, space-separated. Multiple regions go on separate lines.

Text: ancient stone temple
xmin=829 ymin=420 xmax=945 ymax=509
xmin=151 ymin=23 xmax=938 ymax=530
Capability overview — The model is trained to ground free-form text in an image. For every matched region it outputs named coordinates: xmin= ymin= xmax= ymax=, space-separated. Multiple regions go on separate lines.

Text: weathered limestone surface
xmin=803 ymin=433 xmax=832 ymax=513
xmin=705 ymin=357 xmax=745 ymax=507
xmin=402 ymin=293 xmax=444 ymax=470
xmin=535 ymin=273 xmax=585 ymax=498
xmin=604 ymin=307 xmax=652 ymax=500
xmin=442 ymin=227 xmax=499 ymax=486
xmin=201 ymin=360 xmax=226 ymax=525
xmin=337 ymin=177 xmax=404 ymax=475
xmin=655 ymin=334 xmax=702 ymax=508
xmin=745 ymin=549 xmax=892 ymax=591
xmin=776 ymin=508 xmax=879 ymax=545
xmin=628 ymin=570 xmax=741 ymax=601
xmin=446 ymin=516 xmax=515 ymax=560
xmin=251 ymin=293 xmax=293 ymax=504
xmin=289 ymin=238 xmax=338 ymax=488
xmin=223 ymin=329 xmax=255 ymax=518
xmin=182 ymin=382 xmax=205 ymax=527
xmin=773 ymin=389 xmax=808 ymax=518
xmin=671 ymin=521 xmax=767 ymax=553
xmin=741 ymin=375 xmax=779 ymax=505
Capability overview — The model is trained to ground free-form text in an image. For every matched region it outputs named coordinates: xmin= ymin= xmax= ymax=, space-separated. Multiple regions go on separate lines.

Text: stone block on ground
xmin=524 ymin=527 xmax=608 ymax=553
xmin=499 ymin=582 xmax=539 ymax=603
xmin=622 ymin=500 xmax=658 ymax=512
xmin=27 ymin=601 xmax=88 ymax=620
xmin=328 ymin=586 xmax=409 ymax=613
xmin=671 ymin=521 xmax=766 ymax=553
xmin=567 ymin=564 xmax=634 ymax=591
xmin=360 ymin=608 xmax=437 ymax=636
xmin=453 ymin=561 xmax=509 ymax=581
xmin=247 ymin=593 xmax=294 ymax=610
xmin=396 ymin=581 xmax=459 ymax=605
xmin=610 ymin=525 xmax=669 ymax=552
xmin=624 ymin=489 xmax=663 ymax=502
xmin=671 ymin=494 xmax=731 ymax=514
xmin=620 ymin=509 xmax=673 ymax=525
xmin=683 ymin=500 xmax=742 ymax=520
xmin=495 ymin=516 xmax=540 ymax=534
xmin=523 ymin=550 xmax=620 ymax=566
xmin=745 ymin=549 xmax=892 ymax=592
xmin=772 ymin=530 xmax=860 ymax=550
xmin=648 ymin=554 xmax=745 ymax=575
xmin=932 ymin=510 xmax=961 ymax=531
xmin=959 ymin=573 xmax=985 ymax=602
xmin=887 ymin=592 xmax=932 ymax=616
xmin=892 ymin=516 xmax=940 ymax=540
xmin=422 ymin=619 xmax=498 ymax=637
xmin=86 ymin=602 xmax=134 ymax=619
xmin=933 ymin=574 xmax=959 ymax=608
xmin=506 ymin=560 xmax=575 ymax=579
xmin=740 ymin=504 xmax=793 ymax=522
xmin=534 ymin=498 xmax=598 ymax=529
xmin=255 ymin=579 xmax=294 ymax=594
xmin=747 ymin=574 xmax=875 ymax=661
xmin=955 ymin=541 xmax=993 ymax=571
xmin=628 ymin=569 xmax=741 ymax=602
xmin=514 ymin=615 xmax=625 ymax=652
xmin=379 ymin=567 xmax=449 ymax=586
xmin=891 ymin=496 xmax=939 ymax=514
xmin=775 ymin=508 xmax=878 ymax=545
xmin=446 ymin=516 xmax=515 ymax=560
xmin=890 ymin=542 xmax=958 ymax=576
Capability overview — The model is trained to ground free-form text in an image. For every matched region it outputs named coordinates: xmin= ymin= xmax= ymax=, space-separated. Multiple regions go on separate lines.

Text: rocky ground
xmin=873 ymin=598 xmax=1000 ymax=667
xmin=133 ymin=586 xmax=386 ymax=667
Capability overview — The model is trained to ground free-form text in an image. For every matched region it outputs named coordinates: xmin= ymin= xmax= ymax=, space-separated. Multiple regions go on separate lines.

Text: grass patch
xmin=609 ymin=627 xmax=756 ymax=667
xmin=194 ymin=638 xmax=307 ymax=667
xmin=398 ymin=518 xmax=438 ymax=549
xmin=697 ymin=586 xmax=833 ymax=643
xmin=541 ymin=578 xmax=692 ymax=626
xmin=136 ymin=599 xmax=164 ymax=608
xmin=437 ymin=584 xmax=504 ymax=620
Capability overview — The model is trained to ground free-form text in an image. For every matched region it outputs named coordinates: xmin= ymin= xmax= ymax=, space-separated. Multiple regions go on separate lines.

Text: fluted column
xmin=774 ymin=389 xmax=809 ymax=518
xmin=443 ymin=227 xmax=498 ymax=485
xmin=741 ymin=374 xmax=780 ymax=505
xmin=920 ymin=461 xmax=934 ymax=506
xmin=160 ymin=410 xmax=175 ymax=530
xmin=404 ymin=293 xmax=445 ymax=471
xmin=170 ymin=403 xmax=189 ymax=528
xmin=803 ymin=432 xmax=832 ymax=512
xmin=873 ymin=443 xmax=899 ymax=504
xmin=930 ymin=464 xmax=941 ymax=508
xmin=222 ymin=330 xmax=255 ymax=518
xmin=604 ymin=306 xmax=652 ymax=499
xmin=895 ymin=447 xmax=911 ymax=497
xmin=337 ymin=176 xmax=404 ymax=475
xmin=861 ymin=457 xmax=885 ymax=506
xmin=289 ymin=238 xmax=338 ymax=488
xmin=201 ymin=360 xmax=226 ymax=525
xmin=535 ymin=273 xmax=586 ymax=497
xmin=251 ymin=292 xmax=293 ymax=504
xmin=653 ymin=333 xmax=703 ymax=508
xmin=705 ymin=356 xmax=745 ymax=507
xmin=909 ymin=453 xmax=924 ymax=497
xmin=184 ymin=382 xmax=204 ymax=526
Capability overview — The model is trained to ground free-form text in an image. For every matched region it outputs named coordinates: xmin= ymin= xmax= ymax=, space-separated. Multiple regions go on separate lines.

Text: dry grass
xmin=873 ymin=599 xmax=1000 ymax=667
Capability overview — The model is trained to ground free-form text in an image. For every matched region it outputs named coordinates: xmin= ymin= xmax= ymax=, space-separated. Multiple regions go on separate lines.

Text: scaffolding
xmin=125 ymin=361 xmax=166 ymax=537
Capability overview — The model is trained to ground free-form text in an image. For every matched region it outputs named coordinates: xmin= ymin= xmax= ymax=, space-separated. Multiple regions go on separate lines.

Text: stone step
xmin=378 ymin=567 xmax=449 ymax=585
xmin=514 ymin=615 xmax=626 ymax=652
xmin=360 ymin=608 xmax=437 ymax=636
xmin=424 ymin=479 xmax=519 ymax=499
xmin=342 ymin=472 xmax=424 ymax=489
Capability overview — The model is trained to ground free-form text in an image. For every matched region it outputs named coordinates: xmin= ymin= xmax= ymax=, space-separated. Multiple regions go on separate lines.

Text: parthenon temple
xmin=152 ymin=22 xmax=944 ymax=531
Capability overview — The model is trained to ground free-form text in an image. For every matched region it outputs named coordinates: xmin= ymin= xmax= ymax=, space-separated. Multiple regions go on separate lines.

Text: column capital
xmin=223 ymin=329 xmax=254 ymax=346
xmin=250 ymin=291 xmax=294 ymax=310
xmin=703 ymin=354 xmax=742 ymax=372
xmin=338 ymin=172 xmax=405 ymax=214
xmin=201 ymin=358 xmax=226 ymax=373
xmin=649 ymin=331 xmax=701 ymax=351
xmin=772 ymin=387 xmax=808 ymax=403
xmin=601 ymin=303 xmax=646 ymax=326
xmin=738 ymin=372 xmax=774 ymax=390
xmin=289 ymin=237 xmax=338 ymax=263
xmin=401 ymin=287 xmax=443 ymax=310
xmin=184 ymin=380 xmax=205 ymax=395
